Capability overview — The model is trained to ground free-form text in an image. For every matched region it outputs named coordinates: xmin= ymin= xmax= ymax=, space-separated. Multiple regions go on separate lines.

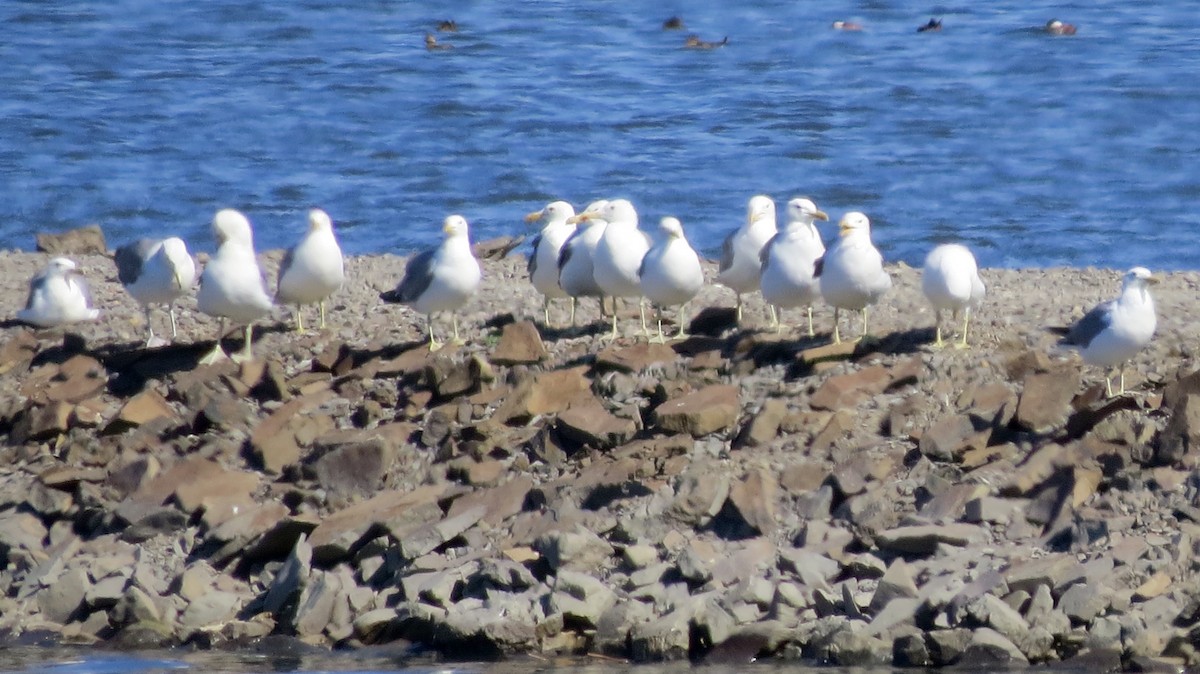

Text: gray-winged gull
xmin=525 ymin=200 xmax=576 ymax=326
xmin=1057 ymin=266 xmax=1158 ymax=397
xmin=717 ymin=194 xmax=777 ymax=323
xmin=591 ymin=198 xmax=651 ymax=339
xmin=815 ymin=211 xmax=892 ymax=344
xmin=380 ymin=214 xmax=482 ymax=350
xmin=639 ymin=216 xmax=704 ymax=342
xmin=17 ymin=257 xmax=100 ymax=328
xmin=114 ymin=237 xmax=196 ymax=345
xmin=922 ymin=243 xmax=986 ymax=348
xmin=760 ymin=197 xmax=828 ymax=336
xmin=276 ymin=208 xmax=345 ymax=332
xmin=559 ymin=199 xmax=609 ymax=326
xmin=196 ymin=209 xmax=275 ymax=364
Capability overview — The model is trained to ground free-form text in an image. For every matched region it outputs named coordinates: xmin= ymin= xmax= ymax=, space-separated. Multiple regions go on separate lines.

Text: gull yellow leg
xmin=294 ymin=306 xmax=305 ymax=333
xmin=232 ymin=323 xmax=255 ymax=363
xmin=609 ymin=312 xmax=620 ymax=340
xmin=543 ymin=297 xmax=551 ymax=327
xmin=676 ymin=303 xmax=689 ymax=339
xmin=168 ymin=305 xmax=179 ymax=340
xmin=932 ymin=310 xmax=945 ymax=349
xmin=199 ymin=318 xmax=229 ymax=364
xmin=319 ymin=301 xmax=328 ymax=330
xmin=832 ymin=308 xmax=841 ymax=344
xmin=451 ymin=315 xmax=464 ymax=345
xmin=771 ymin=306 xmax=782 ymax=334
xmin=956 ymin=308 xmax=972 ymax=349
xmin=735 ymin=294 xmax=743 ymax=323
xmin=639 ymin=299 xmax=651 ymax=336
xmin=806 ymin=306 xmax=815 ymax=338
xmin=427 ymin=315 xmax=443 ymax=351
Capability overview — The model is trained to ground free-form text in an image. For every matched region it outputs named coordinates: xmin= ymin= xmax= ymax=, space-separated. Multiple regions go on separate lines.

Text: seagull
xmin=196 ymin=209 xmax=275 ymax=364
xmin=760 ymin=197 xmax=828 ymax=336
xmin=17 ymin=257 xmax=100 ymax=328
xmin=639 ymin=216 xmax=704 ymax=342
xmin=380 ymin=214 xmax=482 ymax=350
xmin=276 ymin=208 xmax=345 ymax=332
xmin=525 ymin=200 xmax=576 ymax=326
xmin=559 ymin=199 xmax=609 ymax=326
xmin=1056 ymin=267 xmax=1158 ymax=397
xmin=591 ymin=199 xmax=651 ymax=339
xmin=922 ymin=243 xmax=986 ymax=349
xmin=717 ymin=195 xmax=777 ymax=324
xmin=816 ymin=212 xmax=892 ymax=344
xmin=114 ymin=237 xmax=196 ymax=346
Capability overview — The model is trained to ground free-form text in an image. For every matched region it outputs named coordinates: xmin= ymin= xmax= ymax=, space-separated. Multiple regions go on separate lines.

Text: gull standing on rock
xmin=1056 ymin=267 xmax=1158 ymax=397
xmin=558 ymin=199 xmax=609 ymax=327
xmin=17 ymin=257 xmax=100 ymax=328
xmin=639 ymin=216 xmax=704 ymax=342
xmin=591 ymin=198 xmax=652 ymax=339
xmin=276 ymin=208 xmax=345 ymax=332
xmin=525 ymin=200 xmax=576 ymax=326
xmin=760 ymin=197 xmax=828 ymax=336
xmin=816 ymin=212 xmax=892 ymax=344
xmin=196 ymin=209 xmax=275 ymax=364
xmin=922 ymin=243 xmax=986 ymax=348
xmin=380 ymin=214 xmax=482 ymax=350
xmin=114 ymin=237 xmax=196 ymax=345
xmin=717 ymin=195 xmax=778 ymax=324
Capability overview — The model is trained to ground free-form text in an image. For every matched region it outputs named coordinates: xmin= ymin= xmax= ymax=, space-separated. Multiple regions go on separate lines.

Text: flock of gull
xmin=14 ymin=195 xmax=1159 ymax=397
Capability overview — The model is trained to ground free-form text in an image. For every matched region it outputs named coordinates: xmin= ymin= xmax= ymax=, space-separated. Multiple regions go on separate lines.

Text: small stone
xmin=654 ymin=385 xmax=739 ymax=437
xmin=490 ymin=320 xmax=545 ymax=365
xmin=1015 ymin=368 xmax=1081 ymax=432
xmin=36 ymin=224 xmax=106 ymax=255
xmin=809 ymin=365 xmax=891 ymax=411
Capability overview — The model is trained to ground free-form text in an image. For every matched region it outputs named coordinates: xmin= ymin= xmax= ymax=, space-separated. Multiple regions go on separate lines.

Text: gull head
xmin=526 ymin=200 xmax=575 ymax=225
xmin=838 ymin=211 xmax=872 ymax=238
xmin=47 ymin=257 xmax=78 ymax=276
xmin=1124 ymin=266 xmax=1159 ymax=288
xmin=212 ymin=209 xmax=254 ymax=247
xmin=308 ymin=208 xmax=333 ymax=233
xmin=659 ymin=216 xmax=686 ymax=240
xmin=601 ymin=199 xmax=638 ymax=226
xmin=442 ymin=214 xmax=470 ymax=238
xmin=747 ymin=195 xmax=776 ymax=226
xmin=787 ymin=197 xmax=829 ymax=224
xmin=566 ymin=199 xmax=609 ymax=226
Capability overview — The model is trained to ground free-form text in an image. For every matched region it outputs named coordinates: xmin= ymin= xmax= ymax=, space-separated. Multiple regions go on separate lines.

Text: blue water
xmin=2 ymin=0 xmax=1199 ymax=270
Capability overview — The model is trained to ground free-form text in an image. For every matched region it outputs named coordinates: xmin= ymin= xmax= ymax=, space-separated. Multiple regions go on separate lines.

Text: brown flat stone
xmin=654 ymin=384 xmax=739 ymax=437
xmin=494 ymin=366 xmax=591 ymax=422
xmin=490 ymin=321 xmax=546 ymax=365
xmin=727 ymin=468 xmax=778 ymax=535
xmin=308 ymin=485 xmax=448 ymax=563
xmin=595 ymin=342 xmax=678 ymax=373
xmin=556 ymin=395 xmax=638 ymax=450
xmin=111 ymin=390 xmax=176 ymax=430
xmin=1015 ymin=368 xmax=1081 ymax=433
xmin=809 ymin=365 xmax=891 ymax=411
xmin=249 ymin=389 xmax=337 ymax=474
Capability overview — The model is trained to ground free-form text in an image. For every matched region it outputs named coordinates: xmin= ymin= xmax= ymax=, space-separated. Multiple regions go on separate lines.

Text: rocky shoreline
xmin=2 ymin=234 xmax=1200 ymax=670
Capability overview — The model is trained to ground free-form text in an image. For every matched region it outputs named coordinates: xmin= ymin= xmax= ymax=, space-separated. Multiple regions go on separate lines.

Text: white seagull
xmin=524 ymin=200 xmax=576 ymax=326
xmin=114 ymin=237 xmax=196 ymax=345
xmin=717 ymin=195 xmax=777 ymax=323
xmin=17 ymin=257 xmax=100 ymax=328
xmin=559 ymin=199 xmax=610 ymax=326
xmin=196 ymin=209 xmax=275 ymax=364
xmin=639 ymin=216 xmax=704 ymax=342
xmin=380 ymin=214 xmax=482 ymax=350
xmin=591 ymin=198 xmax=651 ymax=339
xmin=760 ymin=197 xmax=828 ymax=336
xmin=1056 ymin=266 xmax=1158 ymax=397
xmin=922 ymin=243 xmax=986 ymax=348
xmin=276 ymin=208 xmax=346 ymax=332
xmin=816 ymin=212 xmax=892 ymax=344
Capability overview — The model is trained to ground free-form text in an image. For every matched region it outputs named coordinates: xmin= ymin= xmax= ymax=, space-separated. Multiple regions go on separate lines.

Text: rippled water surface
xmin=2 ymin=0 xmax=1199 ymax=269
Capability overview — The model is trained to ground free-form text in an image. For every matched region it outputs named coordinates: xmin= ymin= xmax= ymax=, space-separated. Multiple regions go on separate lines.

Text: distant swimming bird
xmin=831 ymin=21 xmax=863 ymax=31
xmin=1045 ymin=19 xmax=1077 ymax=36
xmin=17 ymin=257 xmax=100 ymax=328
xmin=1056 ymin=267 xmax=1158 ymax=397
xmin=639 ymin=217 xmax=704 ymax=342
xmin=760 ymin=198 xmax=828 ymax=336
xmin=380 ymin=215 xmax=482 ymax=350
xmin=684 ymin=34 xmax=729 ymax=49
xmin=525 ymin=200 xmax=577 ymax=326
xmin=663 ymin=16 xmax=685 ymax=30
xmin=917 ymin=18 xmax=942 ymax=32
xmin=425 ymin=33 xmax=452 ymax=50
xmin=816 ymin=212 xmax=892 ymax=344
xmin=196 ymin=209 xmax=275 ymax=364
xmin=717 ymin=195 xmax=778 ymax=324
xmin=276 ymin=208 xmax=345 ymax=332
xmin=437 ymin=19 xmax=458 ymax=32
xmin=921 ymin=243 xmax=986 ymax=348
xmin=114 ymin=237 xmax=196 ymax=346
xmin=559 ymin=199 xmax=610 ymax=326
xmin=591 ymin=199 xmax=652 ymax=339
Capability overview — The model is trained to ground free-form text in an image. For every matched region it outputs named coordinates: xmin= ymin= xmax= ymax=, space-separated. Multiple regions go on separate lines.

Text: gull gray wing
xmin=382 ymin=247 xmax=437 ymax=304
xmin=22 ymin=268 xmax=50 ymax=311
xmin=69 ymin=271 xmax=95 ymax=309
xmin=812 ymin=255 xmax=824 ymax=278
xmin=718 ymin=230 xmax=736 ymax=273
xmin=527 ymin=234 xmax=542 ymax=277
xmin=1060 ymin=301 xmax=1114 ymax=348
xmin=759 ymin=232 xmax=782 ymax=273
xmin=557 ymin=230 xmax=581 ymax=271
xmin=114 ymin=239 xmax=157 ymax=286
xmin=277 ymin=244 xmax=297 ymax=289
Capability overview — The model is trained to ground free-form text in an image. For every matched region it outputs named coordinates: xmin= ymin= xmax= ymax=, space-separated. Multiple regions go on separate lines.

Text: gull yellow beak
xmin=838 ymin=216 xmax=854 ymax=237
xmin=523 ymin=210 xmax=544 ymax=224
xmin=443 ymin=222 xmax=453 ymax=234
xmin=566 ymin=213 xmax=590 ymax=224
xmin=814 ymin=210 xmax=829 ymax=221
xmin=1146 ymin=275 xmax=1161 ymax=285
